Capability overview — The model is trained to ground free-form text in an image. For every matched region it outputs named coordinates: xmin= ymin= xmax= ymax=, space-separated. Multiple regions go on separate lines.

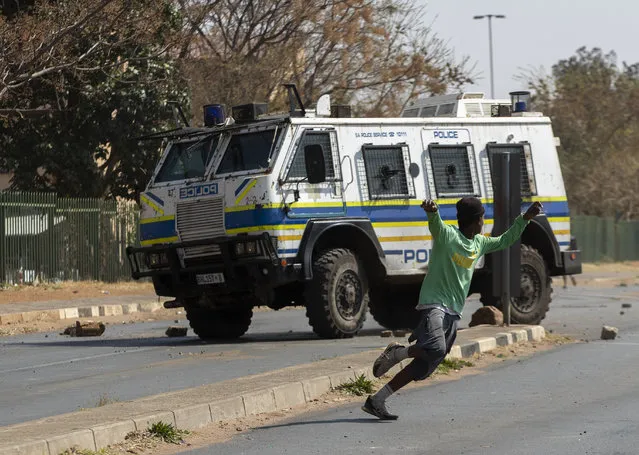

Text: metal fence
xmin=571 ymin=215 xmax=639 ymax=262
xmin=0 ymin=192 xmax=139 ymax=284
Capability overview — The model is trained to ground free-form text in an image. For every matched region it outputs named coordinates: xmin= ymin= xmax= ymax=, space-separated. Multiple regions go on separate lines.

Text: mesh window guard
xmin=427 ymin=144 xmax=479 ymax=198
xmin=361 ymin=144 xmax=415 ymax=200
xmin=486 ymin=143 xmax=537 ymax=196
xmin=287 ymin=131 xmax=336 ymax=180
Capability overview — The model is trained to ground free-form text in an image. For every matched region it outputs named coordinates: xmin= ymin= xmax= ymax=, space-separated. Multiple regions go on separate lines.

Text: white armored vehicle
xmin=127 ymin=86 xmax=581 ymax=340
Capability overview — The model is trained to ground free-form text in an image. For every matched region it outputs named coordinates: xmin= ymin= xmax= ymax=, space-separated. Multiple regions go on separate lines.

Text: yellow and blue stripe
xmin=234 ymin=178 xmax=257 ymax=205
xmin=139 ymin=197 xmax=571 ymax=251
xmin=140 ymin=191 xmax=165 ymax=216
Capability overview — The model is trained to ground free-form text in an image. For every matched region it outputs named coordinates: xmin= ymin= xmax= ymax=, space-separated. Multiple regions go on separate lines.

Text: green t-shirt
xmin=417 ymin=210 xmax=529 ymax=315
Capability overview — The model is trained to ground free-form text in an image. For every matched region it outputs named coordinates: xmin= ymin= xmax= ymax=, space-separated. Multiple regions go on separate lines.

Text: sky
xmin=419 ymin=0 xmax=639 ymax=99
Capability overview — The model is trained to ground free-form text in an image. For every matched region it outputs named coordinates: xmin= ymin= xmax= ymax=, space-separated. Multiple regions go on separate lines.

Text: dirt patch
xmin=582 ymin=261 xmax=639 ymax=274
xmin=86 ymin=333 xmax=575 ymax=455
xmin=0 ymin=308 xmax=185 ymax=337
xmin=553 ymin=261 xmax=639 ymax=289
xmin=0 ymin=280 xmax=155 ymax=305
xmin=0 ymin=305 xmax=302 ymax=338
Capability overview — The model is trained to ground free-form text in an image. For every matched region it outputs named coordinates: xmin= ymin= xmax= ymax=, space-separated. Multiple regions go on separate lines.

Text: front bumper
xmin=126 ymin=232 xmax=297 ymax=297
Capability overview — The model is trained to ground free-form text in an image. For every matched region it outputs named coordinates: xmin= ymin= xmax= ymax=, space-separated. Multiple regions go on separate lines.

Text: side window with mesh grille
xmin=287 ymin=131 xmax=336 ymax=180
xmin=485 ymin=143 xmax=537 ymax=196
xmin=427 ymin=144 xmax=479 ymax=198
xmin=361 ymin=145 xmax=415 ymax=200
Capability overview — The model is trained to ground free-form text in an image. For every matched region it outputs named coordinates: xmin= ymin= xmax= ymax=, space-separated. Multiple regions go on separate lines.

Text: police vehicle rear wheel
xmin=369 ymin=283 xmax=421 ymax=330
xmin=480 ymin=245 xmax=552 ymax=325
xmin=305 ymin=248 xmax=369 ymax=339
xmin=185 ymin=305 xmax=253 ymax=340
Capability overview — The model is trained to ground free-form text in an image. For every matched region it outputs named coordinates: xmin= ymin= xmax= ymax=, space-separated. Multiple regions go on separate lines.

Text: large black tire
xmin=185 ymin=305 xmax=253 ymax=340
xmin=480 ymin=245 xmax=552 ymax=324
xmin=369 ymin=283 xmax=421 ymax=330
xmin=304 ymin=248 xmax=369 ymax=339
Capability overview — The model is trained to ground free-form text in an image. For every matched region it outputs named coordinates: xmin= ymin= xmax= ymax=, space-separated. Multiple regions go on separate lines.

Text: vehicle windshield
xmin=154 ymin=134 xmax=220 ymax=183
xmin=216 ymin=127 xmax=282 ymax=175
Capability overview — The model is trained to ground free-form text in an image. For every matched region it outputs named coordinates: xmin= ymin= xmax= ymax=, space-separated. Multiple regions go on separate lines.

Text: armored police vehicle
xmin=127 ymin=86 xmax=581 ymax=340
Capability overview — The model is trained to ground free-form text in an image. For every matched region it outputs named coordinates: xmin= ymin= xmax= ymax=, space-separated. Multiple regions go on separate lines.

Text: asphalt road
xmin=182 ymin=323 xmax=639 ymax=455
xmin=0 ymin=284 xmax=637 ymax=427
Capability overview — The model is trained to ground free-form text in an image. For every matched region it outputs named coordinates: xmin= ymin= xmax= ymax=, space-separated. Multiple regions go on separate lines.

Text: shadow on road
xmin=254 ymin=417 xmax=386 ymax=431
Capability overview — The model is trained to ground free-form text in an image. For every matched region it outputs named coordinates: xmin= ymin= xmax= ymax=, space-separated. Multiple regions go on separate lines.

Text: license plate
xmin=196 ymin=273 xmax=225 ymax=285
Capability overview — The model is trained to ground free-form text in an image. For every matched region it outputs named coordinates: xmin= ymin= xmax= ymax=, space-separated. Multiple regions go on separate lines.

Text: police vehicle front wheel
xmin=185 ymin=305 xmax=253 ymax=340
xmin=305 ymin=248 xmax=369 ymax=339
xmin=480 ymin=245 xmax=552 ymax=325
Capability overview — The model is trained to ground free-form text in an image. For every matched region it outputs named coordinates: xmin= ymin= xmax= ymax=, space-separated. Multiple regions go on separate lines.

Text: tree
xmin=521 ymin=47 xmax=639 ymax=220
xmin=1 ymin=0 xmax=474 ymax=201
xmin=179 ymin=0 xmax=474 ymax=119
xmin=0 ymin=0 xmax=180 ymax=106
xmin=0 ymin=0 xmax=189 ymax=201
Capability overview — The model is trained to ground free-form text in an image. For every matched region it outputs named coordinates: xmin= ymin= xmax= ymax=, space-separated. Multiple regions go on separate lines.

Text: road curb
xmin=0 ymin=324 xmax=545 ymax=455
xmin=0 ymin=300 xmax=165 ymax=327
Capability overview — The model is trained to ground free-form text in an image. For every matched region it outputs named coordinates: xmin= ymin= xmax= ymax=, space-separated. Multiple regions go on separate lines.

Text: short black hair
xmin=456 ymin=197 xmax=485 ymax=229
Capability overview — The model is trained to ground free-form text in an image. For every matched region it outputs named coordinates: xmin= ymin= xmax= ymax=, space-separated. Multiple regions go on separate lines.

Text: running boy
xmin=361 ymin=197 xmax=543 ymax=420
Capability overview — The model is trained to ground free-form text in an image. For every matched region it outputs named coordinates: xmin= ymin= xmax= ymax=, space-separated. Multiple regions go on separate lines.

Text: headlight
xmin=146 ymin=252 xmax=168 ymax=268
xmin=245 ymin=241 xmax=257 ymax=255
xmin=234 ymin=241 xmax=259 ymax=257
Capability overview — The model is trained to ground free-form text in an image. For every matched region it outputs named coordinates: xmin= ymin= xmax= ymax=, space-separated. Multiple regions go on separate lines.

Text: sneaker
xmin=361 ymin=396 xmax=398 ymax=420
xmin=373 ymin=342 xmax=404 ymax=378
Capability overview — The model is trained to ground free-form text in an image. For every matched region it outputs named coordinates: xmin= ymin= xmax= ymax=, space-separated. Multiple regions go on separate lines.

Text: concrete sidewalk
xmin=0 ymin=324 xmax=545 ymax=455
xmin=0 ymin=294 xmax=162 ymax=325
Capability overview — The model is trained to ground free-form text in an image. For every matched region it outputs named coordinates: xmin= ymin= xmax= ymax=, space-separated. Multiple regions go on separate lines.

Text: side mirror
xmin=304 ymin=144 xmax=326 ymax=184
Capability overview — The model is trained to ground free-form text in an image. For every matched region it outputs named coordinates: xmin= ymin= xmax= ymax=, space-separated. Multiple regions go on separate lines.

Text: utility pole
xmin=473 ymin=14 xmax=506 ymax=99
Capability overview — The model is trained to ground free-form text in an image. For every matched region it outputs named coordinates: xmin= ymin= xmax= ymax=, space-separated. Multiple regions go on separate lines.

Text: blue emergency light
xmin=203 ymin=104 xmax=225 ymax=126
xmin=509 ymin=91 xmax=531 ymax=113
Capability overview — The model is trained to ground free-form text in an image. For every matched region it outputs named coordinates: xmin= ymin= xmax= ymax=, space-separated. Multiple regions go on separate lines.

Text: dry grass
xmin=582 ymin=261 xmax=639 ymax=274
xmin=0 ymin=280 xmax=154 ymax=304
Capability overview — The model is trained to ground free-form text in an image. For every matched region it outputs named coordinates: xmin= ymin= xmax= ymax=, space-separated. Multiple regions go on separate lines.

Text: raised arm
xmin=481 ymin=201 xmax=543 ymax=254
xmin=421 ymin=199 xmax=452 ymax=242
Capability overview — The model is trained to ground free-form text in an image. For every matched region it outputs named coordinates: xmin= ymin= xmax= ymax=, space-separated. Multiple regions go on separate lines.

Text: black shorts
xmin=408 ymin=306 xmax=459 ymax=381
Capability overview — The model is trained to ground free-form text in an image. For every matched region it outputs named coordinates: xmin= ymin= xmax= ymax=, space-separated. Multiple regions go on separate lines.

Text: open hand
xmin=421 ymin=199 xmax=438 ymax=213
xmin=523 ymin=201 xmax=543 ymax=220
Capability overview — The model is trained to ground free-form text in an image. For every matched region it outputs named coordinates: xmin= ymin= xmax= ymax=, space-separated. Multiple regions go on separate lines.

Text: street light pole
xmin=473 ymin=14 xmax=506 ymax=99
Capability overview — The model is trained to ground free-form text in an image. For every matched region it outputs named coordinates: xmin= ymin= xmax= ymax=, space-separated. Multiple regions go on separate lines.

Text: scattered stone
xmin=620 ymin=311 xmax=625 ymax=315
xmin=174 ymin=320 xmax=179 ymax=323
xmin=380 ymin=330 xmax=392 ymax=337
xmin=166 ymin=326 xmax=188 ymax=337
xmin=622 ymin=303 xmax=632 ymax=309
xmin=393 ymin=329 xmax=410 ymax=337
xmin=62 ymin=320 xmax=106 ymax=337
xmin=601 ymin=326 xmax=618 ymax=340
xmin=469 ymin=306 xmax=503 ymax=327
